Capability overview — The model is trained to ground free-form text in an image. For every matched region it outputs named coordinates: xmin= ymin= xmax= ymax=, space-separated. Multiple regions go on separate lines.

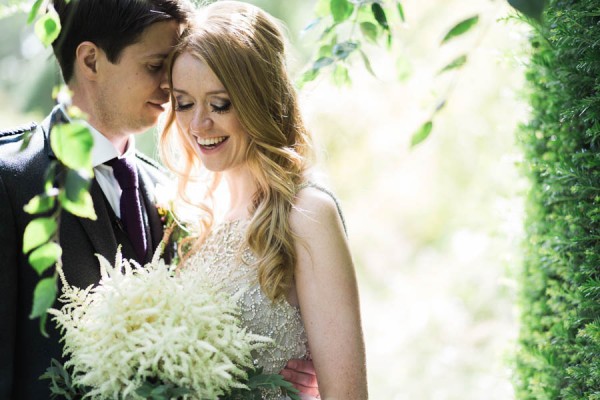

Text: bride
xmin=159 ymin=2 xmax=367 ymax=399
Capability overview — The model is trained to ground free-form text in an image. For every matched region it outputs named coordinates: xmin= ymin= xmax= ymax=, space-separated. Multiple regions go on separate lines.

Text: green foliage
xmin=508 ymin=0 xmax=547 ymax=21
xmin=50 ymin=122 xmax=94 ymax=171
xmin=30 ymin=276 xmax=57 ymax=337
xmin=23 ymin=217 xmax=57 ymax=254
xmin=515 ymin=1 xmax=600 ymax=398
xmin=441 ymin=15 xmax=479 ymax=44
xmin=438 ymin=54 xmax=468 ymax=75
xmin=299 ymin=0 xmax=404 ymax=87
xmin=34 ymin=7 xmax=60 ymax=47
xmin=41 ymin=360 xmax=300 ymax=400
xmin=29 ymin=242 xmax=62 ymax=275
xmin=410 ymin=121 xmax=433 ymax=148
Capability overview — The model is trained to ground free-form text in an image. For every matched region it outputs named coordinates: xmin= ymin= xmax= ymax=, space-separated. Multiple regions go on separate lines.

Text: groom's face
xmin=92 ymin=20 xmax=180 ymax=137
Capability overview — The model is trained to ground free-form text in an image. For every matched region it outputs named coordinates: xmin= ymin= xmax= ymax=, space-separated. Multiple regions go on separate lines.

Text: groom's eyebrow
xmin=172 ymin=88 xmax=228 ymax=96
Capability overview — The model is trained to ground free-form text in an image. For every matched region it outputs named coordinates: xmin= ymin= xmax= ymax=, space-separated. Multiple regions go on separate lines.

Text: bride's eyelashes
xmin=211 ymin=100 xmax=231 ymax=114
xmin=173 ymin=99 xmax=232 ymax=114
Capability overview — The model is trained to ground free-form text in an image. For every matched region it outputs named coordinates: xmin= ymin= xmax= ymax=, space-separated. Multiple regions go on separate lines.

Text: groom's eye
xmin=147 ymin=63 xmax=163 ymax=72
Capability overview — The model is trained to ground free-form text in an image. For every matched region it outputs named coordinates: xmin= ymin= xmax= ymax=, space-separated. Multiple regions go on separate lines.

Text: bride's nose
xmin=191 ymin=108 xmax=213 ymax=132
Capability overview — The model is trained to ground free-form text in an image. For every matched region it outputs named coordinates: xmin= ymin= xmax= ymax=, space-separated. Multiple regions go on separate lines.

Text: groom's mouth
xmin=196 ymin=136 xmax=229 ymax=151
xmin=147 ymin=102 xmax=165 ymax=113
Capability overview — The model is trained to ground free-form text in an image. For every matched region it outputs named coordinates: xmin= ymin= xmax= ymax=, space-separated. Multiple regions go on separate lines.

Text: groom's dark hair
xmin=51 ymin=0 xmax=190 ymax=83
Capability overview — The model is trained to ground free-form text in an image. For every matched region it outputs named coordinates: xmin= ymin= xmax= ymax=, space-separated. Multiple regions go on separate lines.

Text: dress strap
xmin=296 ymin=182 xmax=348 ymax=236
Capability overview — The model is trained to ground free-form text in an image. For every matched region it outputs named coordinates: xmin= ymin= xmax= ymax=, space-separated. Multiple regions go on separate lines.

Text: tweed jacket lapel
xmin=137 ymin=162 xmax=164 ymax=261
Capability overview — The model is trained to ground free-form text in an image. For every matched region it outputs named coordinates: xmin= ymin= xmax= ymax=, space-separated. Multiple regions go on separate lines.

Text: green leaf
xmin=23 ymin=217 xmax=58 ymax=254
xmin=438 ymin=54 xmax=468 ymax=74
xmin=18 ymin=129 xmax=35 ymax=152
xmin=27 ymin=0 xmax=44 ymax=24
xmin=297 ymin=68 xmax=320 ymax=89
xmin=313 ymin=57 xmax=335 ymax=70
xmin=29 ymin=242 xmax=62 ymax=276
xmin=360 ymin=21 xmax=379 ymax=44
xmin=50 ymin=122 xmax=94 ymax=172
xmin=23 ymin=194 xmax=56 ymax=215
xmin=359 ymin=49 xmax=376 ymax=77
xmin=333 ymin=63 xmax=351 ymax=86
xmin=507 ymin=0 xmax=546 ymax=21
xmin=371 ymin=3 xmax=389 ymax=31
xmin=397 ymin=2 xmax=406 ymax=22
xmin=301 ymin=18 xmax=322 ymax=36
xmin=441 ymin=15 xmax=479 ymax=44
xmin=330 ymin=0 xmax=354 ymax=23
xmin=59 ymin=183 xmax=97 ymax=220
xmin=318 ymin=44 xmax=333 ymax=58
xmin=333 ymin=41 xmax=359 ymax=60
xmin=30 ymin=277 xmax=57 ymax=320
xmin=410 ymin=121 xmax=433 ymax=148
xmin=34 ymin=8 xmax=61 ymax=47
xmin=314 ymin=0 xmax=331 ymax=18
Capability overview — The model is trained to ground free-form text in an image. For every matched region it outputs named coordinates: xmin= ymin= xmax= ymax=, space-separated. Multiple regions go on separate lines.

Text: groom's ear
xmin=75 ymin=41 xmax=99 ymax=81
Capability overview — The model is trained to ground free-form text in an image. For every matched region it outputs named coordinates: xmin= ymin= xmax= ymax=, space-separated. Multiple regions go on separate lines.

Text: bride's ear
xmin=75 ymin=41 xmax=99 ymax=81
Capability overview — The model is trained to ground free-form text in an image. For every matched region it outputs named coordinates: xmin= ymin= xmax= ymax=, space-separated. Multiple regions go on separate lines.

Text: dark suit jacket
xmin=0 ymin=106 xmax=167 ymax=399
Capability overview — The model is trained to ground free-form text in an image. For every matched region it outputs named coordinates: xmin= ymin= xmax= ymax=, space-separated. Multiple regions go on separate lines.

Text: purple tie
xmin=106 ymin=157 xmax=147 ymax=262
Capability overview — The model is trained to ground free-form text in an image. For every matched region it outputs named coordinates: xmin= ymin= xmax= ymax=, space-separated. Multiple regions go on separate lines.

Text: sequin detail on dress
xmin=185 ymin=220 xmax=309 ymax=399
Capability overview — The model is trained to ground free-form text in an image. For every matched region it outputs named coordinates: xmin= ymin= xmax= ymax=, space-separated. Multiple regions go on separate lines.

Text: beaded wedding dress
xmin=185 ymin=219 xmax=311 ymax=400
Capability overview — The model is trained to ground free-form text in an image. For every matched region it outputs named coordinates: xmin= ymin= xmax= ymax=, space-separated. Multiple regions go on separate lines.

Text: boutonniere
xmin=152 ymin=183 xmax=194 ymax=262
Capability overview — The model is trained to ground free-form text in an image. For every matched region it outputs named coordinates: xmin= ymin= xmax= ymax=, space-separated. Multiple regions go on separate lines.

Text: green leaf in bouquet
xmin=301 ymin=17 xmax=322 ymax=36
xmin=29 ymin=242 xmax=62 ymax=275
xmin=359 ymin=49 xmax=376 ymax=77
xmin=23 ymin=217 xmax=58 ymax=254
xmin=441 ymin=15 xmax=479 ymax=44
xmin=50 ymin=122 xmax=94 ymax=172
xmin=34 ymin=7 xmax=61 ymax=47
xmin=135 ymin=380 xmax=192 ymax=399
xmin=40 ymin=358 xmax=87 ymax=399
xmin=59 ymin=170 xmax=97 ymax=220
xmin=23 ymin=193 xmax=56 ymax=215
xmin=330 ymin=0 xmax=354 ymax=23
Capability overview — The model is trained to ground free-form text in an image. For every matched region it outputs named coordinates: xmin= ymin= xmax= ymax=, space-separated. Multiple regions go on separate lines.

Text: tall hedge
xmin=515 ymin=1 xmax=600 ymax=399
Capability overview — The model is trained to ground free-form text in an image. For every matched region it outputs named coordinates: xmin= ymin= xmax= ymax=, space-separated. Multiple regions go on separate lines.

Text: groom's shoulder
xmin=135 ymin=151 xmax=167 ymax=175
xmin=0 ymin=121 xmax=38 ymax=143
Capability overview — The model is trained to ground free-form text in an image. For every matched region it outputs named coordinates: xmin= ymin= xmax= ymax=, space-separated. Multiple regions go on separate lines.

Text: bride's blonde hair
xmin=160 ymin=1 xmax=313 ymax=301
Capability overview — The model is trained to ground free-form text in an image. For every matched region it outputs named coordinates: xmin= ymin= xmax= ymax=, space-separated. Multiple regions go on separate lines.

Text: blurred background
xmin=0 ymin=0 xmax=529 ymax=398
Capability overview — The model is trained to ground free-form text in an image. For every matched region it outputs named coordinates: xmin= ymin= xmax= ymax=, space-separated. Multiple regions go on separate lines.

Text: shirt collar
xmin=55 ymin=104 xmax=136 ymax=167
xmin=86 ymin=122 xmax=136 ymax=167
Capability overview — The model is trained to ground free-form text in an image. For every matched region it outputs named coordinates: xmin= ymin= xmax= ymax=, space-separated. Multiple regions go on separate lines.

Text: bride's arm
xmin=291 ymin=188 xmax=368 ymax=400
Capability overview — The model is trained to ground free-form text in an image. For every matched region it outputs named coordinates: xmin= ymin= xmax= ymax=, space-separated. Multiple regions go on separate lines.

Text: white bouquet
xmin=43 ymin=250 xmax=299 ymax=399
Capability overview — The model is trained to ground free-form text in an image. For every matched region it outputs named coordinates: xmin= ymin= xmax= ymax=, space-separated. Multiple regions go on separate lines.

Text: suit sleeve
xmin=0 ymin=171 xmax=17 ymax=397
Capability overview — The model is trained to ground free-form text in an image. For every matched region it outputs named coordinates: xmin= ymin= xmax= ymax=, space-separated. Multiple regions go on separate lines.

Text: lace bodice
xmin=185 ymin=219 xmax=309 ymax=397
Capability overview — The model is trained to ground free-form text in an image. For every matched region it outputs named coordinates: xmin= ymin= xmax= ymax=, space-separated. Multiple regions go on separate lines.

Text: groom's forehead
xmin=124 ymin=20 xmax=181 ymax=59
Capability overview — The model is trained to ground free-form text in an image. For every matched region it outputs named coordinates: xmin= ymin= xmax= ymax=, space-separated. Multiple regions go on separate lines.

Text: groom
xmin=0 ymin=0 xmax=318 ymax=398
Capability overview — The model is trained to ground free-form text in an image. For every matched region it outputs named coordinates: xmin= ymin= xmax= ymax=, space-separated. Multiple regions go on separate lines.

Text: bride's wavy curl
xmin=160 ymin=1 xmax=313 ymax=301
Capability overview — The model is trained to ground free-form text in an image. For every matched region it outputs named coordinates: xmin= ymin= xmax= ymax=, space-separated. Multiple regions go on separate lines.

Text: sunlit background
xmin=0 ymin=0 xmax=530 ymax=398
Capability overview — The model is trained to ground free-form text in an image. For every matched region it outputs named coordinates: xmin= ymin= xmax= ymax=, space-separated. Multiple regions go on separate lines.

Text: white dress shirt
xmin=86 ymin=123 xmax=137 ymax=219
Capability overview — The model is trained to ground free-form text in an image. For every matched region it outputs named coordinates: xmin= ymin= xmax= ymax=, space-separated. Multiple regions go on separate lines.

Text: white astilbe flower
xmin=49 ymin=249 xmax=269 ymax=399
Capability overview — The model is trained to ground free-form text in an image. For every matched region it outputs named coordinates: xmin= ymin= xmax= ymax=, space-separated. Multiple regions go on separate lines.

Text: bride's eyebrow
xmin=172 ymin=88 xmax=190 ymax=95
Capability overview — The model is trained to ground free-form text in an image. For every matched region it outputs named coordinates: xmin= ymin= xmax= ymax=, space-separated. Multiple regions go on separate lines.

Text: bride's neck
xmin=223 ymin=167 xmax=257 ymax=221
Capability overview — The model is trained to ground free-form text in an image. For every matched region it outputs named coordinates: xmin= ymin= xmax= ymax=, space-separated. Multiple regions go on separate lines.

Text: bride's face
xmin=170 ymin=51 xmax=249 ymax=173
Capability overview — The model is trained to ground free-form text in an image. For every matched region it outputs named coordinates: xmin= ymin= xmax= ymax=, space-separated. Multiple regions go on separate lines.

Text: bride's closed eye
xmin=211 ymin=100 xmax=231 ymax=114
xmin=174 ymin=101 xmax=193 ymax=112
